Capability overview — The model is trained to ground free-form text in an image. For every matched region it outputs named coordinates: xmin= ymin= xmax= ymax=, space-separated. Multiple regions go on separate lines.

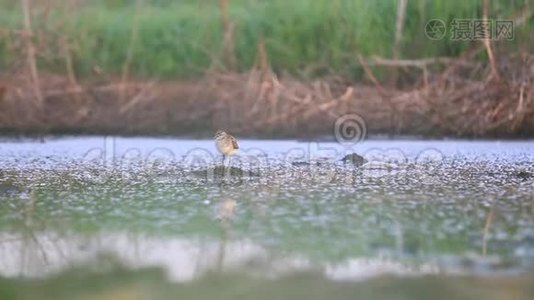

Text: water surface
xmin=0 ymin=137 xmax=533 ymax=299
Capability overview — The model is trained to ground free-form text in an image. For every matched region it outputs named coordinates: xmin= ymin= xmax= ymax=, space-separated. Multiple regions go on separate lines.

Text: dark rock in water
xmin=192 ymin=166 xmax=260 ymax=178
xmin=341 ymin=153 xmax=367 ymax=166
xmin=515 ymin=171 xmax=532 ymax=181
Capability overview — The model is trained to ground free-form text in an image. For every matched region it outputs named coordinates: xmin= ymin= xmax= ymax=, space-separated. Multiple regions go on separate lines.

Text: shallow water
xmin=0 ymin=137 xmax=533 ymax=299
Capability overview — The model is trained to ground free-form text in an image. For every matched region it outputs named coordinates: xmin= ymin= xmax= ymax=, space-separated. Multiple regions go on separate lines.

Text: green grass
xmin=0 ymin=0 xmax=531 ymax=79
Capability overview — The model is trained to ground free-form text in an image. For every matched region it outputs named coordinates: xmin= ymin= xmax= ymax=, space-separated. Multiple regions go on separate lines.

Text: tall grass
xmin=0 ymin=0 xmax=531 ymax=79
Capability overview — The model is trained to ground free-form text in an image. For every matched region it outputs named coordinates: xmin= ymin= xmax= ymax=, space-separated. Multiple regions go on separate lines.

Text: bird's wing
xmin=231 ymin=137 xmax=239 ymax=149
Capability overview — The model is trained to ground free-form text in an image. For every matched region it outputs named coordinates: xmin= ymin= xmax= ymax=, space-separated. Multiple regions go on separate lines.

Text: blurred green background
xmin=0 ymin=0 xmax=531 ymax=79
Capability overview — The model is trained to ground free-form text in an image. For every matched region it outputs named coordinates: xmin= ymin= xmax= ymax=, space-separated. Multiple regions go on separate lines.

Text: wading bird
xmin=215 ymin=130 xmax=239 ymax=166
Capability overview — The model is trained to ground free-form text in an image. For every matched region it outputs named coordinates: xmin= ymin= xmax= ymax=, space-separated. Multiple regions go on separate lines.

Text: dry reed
xmin=1 ymin=50 xmax=532 ymax=137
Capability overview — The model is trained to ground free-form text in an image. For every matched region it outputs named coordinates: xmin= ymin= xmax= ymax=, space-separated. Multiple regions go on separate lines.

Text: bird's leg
xmin=221 ymin=155 xmax=225 ymax=167
xmin=226 ymin=157 xmax=232 ymax=175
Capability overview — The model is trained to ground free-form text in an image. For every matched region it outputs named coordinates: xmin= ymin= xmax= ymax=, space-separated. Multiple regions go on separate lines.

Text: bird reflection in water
xmin=215 ymin=198 xmax=236 ymax=271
